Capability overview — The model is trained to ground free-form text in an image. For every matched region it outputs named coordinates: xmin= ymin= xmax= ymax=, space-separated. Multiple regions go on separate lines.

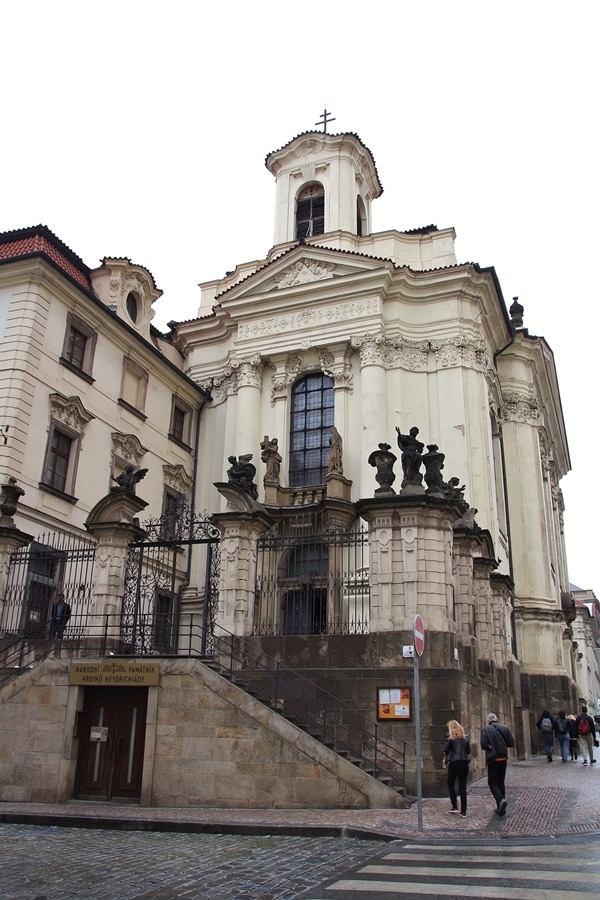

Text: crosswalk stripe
xmin=404 ymin=843 xmax=595 ymax=854
xmin=320 ymin=881 xmax=595 ymax=898
xmin=359 ymin=864 xmax=592 ymax=882
xmin=384 ymin=852 xmax=596 ymax=865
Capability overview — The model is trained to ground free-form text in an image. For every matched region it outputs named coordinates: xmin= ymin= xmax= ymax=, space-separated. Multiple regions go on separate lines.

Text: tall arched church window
xmin=356 ymin=196 xmax=367 ymax=236
xmin=296 ymin=184 xmax=325 ymax=240
xmin=289 ymin=374 xmax=334 ymax=487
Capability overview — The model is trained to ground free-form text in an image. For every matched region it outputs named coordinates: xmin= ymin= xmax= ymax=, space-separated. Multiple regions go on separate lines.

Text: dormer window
xmin=126 ymin=291 xmax=140 ymax=324
xmin=296 ymin=185 xmax=325 ymax=240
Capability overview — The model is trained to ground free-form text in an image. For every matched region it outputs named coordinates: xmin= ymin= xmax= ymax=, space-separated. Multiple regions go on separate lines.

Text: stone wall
xmin=252 ymin=632 xmax=522 ymax=797
xmin=0 ymin=657 xmax=408 ymax=809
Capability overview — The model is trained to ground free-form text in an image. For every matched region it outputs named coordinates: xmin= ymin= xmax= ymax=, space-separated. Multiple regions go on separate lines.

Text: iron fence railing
xmin=0 ymin=613 xmax=414 ymax=795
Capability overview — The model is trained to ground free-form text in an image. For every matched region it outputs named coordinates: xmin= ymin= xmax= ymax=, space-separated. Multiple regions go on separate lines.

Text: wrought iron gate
xmin=254 ymin=511 xmax=370 ymax=636
xmin=120 ymin=502 xmax=221 ymax=655
xmin=0 ymin=530 xmax=96 ymax=638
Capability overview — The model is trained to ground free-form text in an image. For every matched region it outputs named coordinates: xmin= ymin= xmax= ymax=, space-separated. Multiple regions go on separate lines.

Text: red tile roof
xmin=0 ymin=225 xmax=92 ymax=291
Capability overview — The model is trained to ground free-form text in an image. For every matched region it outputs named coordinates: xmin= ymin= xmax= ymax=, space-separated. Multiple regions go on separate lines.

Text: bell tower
xmin=265 ymin=131 xmax=383 ymax=247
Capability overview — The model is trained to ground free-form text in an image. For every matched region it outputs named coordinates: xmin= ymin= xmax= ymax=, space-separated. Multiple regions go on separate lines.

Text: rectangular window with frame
xmin=119 ymin=359 xmax=148 ymax=419
xmin=60 ymin=314 xmax=97 ymax=382
xmin=169 ymin=398 xmax=192 ymax=448
xmin=41 ymin=422 xmax=80 ymax=499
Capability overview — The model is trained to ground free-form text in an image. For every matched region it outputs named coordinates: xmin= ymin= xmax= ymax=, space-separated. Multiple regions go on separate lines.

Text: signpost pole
xmin=413 ymin=614 xmax=425 ymax=832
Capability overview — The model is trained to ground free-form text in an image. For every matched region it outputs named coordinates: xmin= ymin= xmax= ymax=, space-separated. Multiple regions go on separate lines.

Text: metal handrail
xmin=206 ymin=625 xmax=414 ymax=792
xmin=0 ymin=613 xmax=414 ymax=794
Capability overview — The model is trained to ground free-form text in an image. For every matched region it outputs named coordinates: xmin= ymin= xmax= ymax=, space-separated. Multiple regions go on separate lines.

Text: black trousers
xmin=487 ymin=758 xmax=508 ymax=807
xmin=447 ymin=760 xmax=469 ymax=813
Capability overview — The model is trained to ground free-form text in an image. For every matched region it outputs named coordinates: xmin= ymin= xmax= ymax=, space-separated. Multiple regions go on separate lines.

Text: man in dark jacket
xmin=49 ymin=592 xmax=71 ymax=639
xmin=576 ymin=706 xmax=597 ymax=765
xmin=480 ymin=712 xmax=515 ymax=816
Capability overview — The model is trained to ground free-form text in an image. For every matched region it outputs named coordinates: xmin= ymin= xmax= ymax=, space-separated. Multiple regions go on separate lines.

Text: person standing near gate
xmin=480 ymin=712 xmax=515 ymax=816
xmin=49 ymin=592 xmax=71 ymax=639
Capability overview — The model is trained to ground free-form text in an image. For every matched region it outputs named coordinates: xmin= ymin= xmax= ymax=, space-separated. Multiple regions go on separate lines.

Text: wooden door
xmin=75 ymin=687 xmax=148 ymax=801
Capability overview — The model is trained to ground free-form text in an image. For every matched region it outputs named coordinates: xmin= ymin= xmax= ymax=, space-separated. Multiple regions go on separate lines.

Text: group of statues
xmin=229 ymin=427 xmax=344 ymax=498
xmin=366 ymin=426 xmax=476 ymax=524
xmin=227 ymin=424 xmax=475 ymax=527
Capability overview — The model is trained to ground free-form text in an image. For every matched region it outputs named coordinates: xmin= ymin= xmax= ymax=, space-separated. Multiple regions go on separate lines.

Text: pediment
xmin=219 ymin=246 xmax=390 ymax=304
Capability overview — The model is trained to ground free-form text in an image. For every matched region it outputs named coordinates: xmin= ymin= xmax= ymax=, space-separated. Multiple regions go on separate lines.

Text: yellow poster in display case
xmin=377 ymin=687 xmax=411 ymax=720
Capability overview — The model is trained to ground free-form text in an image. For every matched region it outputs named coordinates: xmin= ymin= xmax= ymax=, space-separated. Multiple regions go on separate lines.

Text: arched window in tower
xmin=356 ymin=196 xmax=367 ymax=237
xmin=289 ymin=373 xmax=334 ymax=487
xmin=296 ymin=184 xmax=325 ymax=240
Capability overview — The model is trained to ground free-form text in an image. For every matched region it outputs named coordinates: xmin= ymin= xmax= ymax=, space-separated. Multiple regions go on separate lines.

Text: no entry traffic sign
xmin=413 ymin=614 xmax=425 ymax=657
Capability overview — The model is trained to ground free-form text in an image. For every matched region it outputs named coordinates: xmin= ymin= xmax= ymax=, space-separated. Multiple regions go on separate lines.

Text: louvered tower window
xmin=289 ymin=374 xmax=334 ymax=487
xmin=296 ymin=184 xmax=325 ymax=240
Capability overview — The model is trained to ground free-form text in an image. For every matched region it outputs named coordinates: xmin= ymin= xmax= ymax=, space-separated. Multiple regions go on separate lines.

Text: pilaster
xmin=213 ymin=483 xmax=274 ymax=636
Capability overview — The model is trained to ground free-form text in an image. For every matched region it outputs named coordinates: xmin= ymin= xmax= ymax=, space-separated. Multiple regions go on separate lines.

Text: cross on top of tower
xmin=315 ymin=107 xmax=336 ymax=133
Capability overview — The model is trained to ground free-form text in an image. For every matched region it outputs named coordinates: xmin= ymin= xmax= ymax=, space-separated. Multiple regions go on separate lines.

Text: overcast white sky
xmin=1 ymin=2 xmax=598 ymax=591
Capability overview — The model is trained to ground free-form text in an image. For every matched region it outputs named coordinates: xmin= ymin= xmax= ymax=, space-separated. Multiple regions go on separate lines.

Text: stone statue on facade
xmin=0 ymin=476 xmax=25 ymax=526
xmin=327 ymin=426 xmax=343 ymax=475
xmin=395 ymin=426 xmax=424 ymax=488
xmin=111 ymin=465 xmax=148 ymax=494
xmin=442 ymin=475 xmax=479 ymax=528
xmin=422 ymin=444 xmax=445 ymax=495
xmin=368 ymin=443 xmax=397 ymax=494
xmin=227 ymin=454 xmax=258 ymax=500
xmin=260 ymin=436 xmax=282 ymax=485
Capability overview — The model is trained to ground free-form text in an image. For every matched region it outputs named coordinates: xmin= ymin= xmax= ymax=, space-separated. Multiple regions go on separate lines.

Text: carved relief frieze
xmin=49 ymin=393 xmax=94 ymax=433
xmin=163 ymin=463 xmax=193 ymax=495
xmin=238 ymin=298 xmax=379 ymax=340
xmin=500 ymin=392 xmax=540 ymax=423
xmin=274 ymin=258 xmax=336 ymax=289
xmin=296 ymin=139 xmax=321 ymax=158
xmin=199 ymin=368 xmax=238 ymax=405
xmin=431 ymin=337 xmax=489 ymax=370
xmin=269 ymin=347 xmax=353 ymax=404
xmin=111 ymin=433 xmax=148 ymax=466
xmin=396 ymin=340 xmax=429 ymax=371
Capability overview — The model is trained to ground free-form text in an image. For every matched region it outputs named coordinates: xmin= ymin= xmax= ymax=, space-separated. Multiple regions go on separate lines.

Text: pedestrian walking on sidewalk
xmin=443 ymin=720 xmax=470 ymax=818
xmin=480 ymin=712 xmax=515 ymax=817
xmin=536 ymin=709 xmax=556 ymax=762
xmin=576 ymin=705 xmax=598 ymax=765
xmin=554 ymin=709 xmax=570 ymax=762
xmin=567 ymin=714 xmax=579 ymax=760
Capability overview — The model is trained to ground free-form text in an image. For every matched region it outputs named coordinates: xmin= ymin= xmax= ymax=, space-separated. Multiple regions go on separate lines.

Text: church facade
xmin=0 ymin=131 xmax=579 ymax=805
xmin=178 ymin=131 xmax=575 ymax=740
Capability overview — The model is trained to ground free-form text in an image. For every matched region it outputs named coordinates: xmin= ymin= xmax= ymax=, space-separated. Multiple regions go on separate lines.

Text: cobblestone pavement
xmin=1 ymin=757 xmax=599 ymax=843
xmin=1 ymin=759 xmax=599 ymax=899
xmin=0 ymin=826 xmax=383 ymax=900
xmin=0 ymin=757 xmax=600 ymax=900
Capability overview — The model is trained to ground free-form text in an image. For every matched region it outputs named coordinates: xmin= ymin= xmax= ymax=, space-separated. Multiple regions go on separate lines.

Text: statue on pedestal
xmin=368 ymin=443 xmax=397 ymax=495
xmin=0 ymin=476 xmax=25 ymax=526
xmin=227 ymin=454 xmax=258 ymax=500
xmin=260 ymin=436 xmax=282 ymax=485
xmin=395 ymin=426 xmax=424 ymax=488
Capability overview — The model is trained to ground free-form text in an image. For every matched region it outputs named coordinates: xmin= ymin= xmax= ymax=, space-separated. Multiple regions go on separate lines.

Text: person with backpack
xmin=480 ymin=712 xmax=515 ymax=816
xmin=443 ymin=719 xmax=471 ymax=818
xmin=576 ymin=705 xmax=597 ymax=765
xmin=554 ymin=709 xmax=570 ymax=762
xmin=536 ymin=709 xmax=556 ymax=762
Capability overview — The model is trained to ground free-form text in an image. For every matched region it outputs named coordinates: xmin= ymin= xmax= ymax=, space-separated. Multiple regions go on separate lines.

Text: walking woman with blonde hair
xmin=443 ymin=719 xmax=471 ymax=817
